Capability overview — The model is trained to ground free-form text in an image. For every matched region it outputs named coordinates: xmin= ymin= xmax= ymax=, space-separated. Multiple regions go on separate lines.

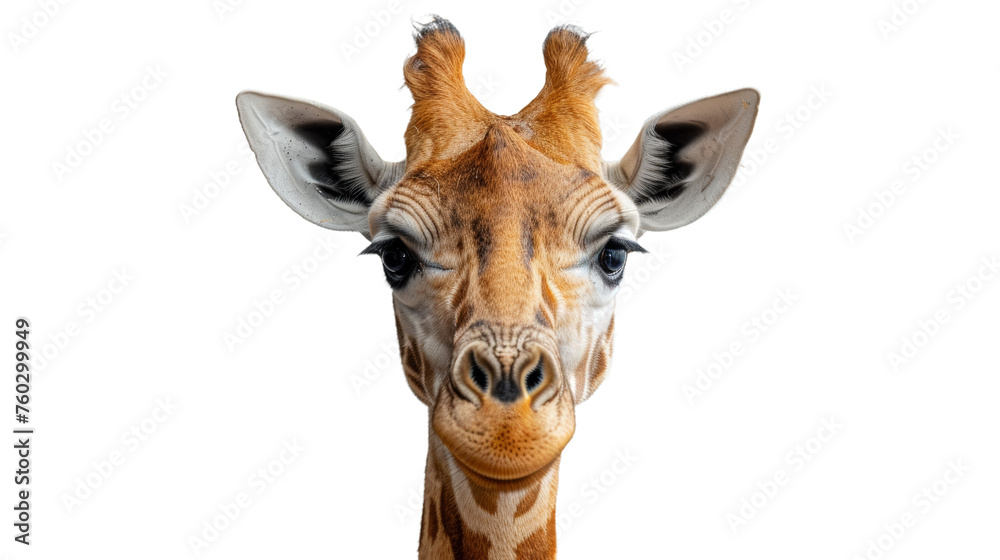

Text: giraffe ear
xmin=603 ymin=88 xmax=759 ymax=233
xmin=236 ymin=91 xmax=404 ymax=236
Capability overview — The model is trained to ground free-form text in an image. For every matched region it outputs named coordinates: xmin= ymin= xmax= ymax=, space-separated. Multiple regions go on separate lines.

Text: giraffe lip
xmin=431 ymin=385 xmax=575 ymax=480
xmin=448 ymin=446 xmax=562 ymax=488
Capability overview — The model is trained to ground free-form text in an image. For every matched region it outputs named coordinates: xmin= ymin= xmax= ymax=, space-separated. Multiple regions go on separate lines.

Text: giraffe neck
xmin=419 ymin=431 xmax=560 ymax=560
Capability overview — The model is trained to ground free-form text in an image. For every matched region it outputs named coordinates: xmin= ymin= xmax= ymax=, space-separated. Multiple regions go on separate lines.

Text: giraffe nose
xmin=452 ymin=344 xmax=559 ymax=407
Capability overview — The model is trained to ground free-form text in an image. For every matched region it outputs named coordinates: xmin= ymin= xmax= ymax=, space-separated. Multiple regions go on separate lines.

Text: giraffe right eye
xmin=361 ymin=238 xmax=419 ymax=289
xmin=380 ymin=240 xmax=418 ymax=288
xmin=381 ymin=243 xmax=411 ymax=273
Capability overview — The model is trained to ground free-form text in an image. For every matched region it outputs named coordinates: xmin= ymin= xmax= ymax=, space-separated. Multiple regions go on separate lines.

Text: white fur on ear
xmin=236 ymin=91 xmax=404 ymax=234
xmin=604 ymin=88 xmax=759 ymax=233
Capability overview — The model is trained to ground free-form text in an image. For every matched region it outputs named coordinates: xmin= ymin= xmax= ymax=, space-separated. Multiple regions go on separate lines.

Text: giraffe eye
xmin=595 ymin=237 xmax=646 ymax=286
xmin=380 ymin=240 xmax=418 ymax=286
xmin=382 ymin=243 xmax=412 ymax=274
xmin=361 ymin=238 xmax=419 ymax=289
xmin=599 ymin=245 xmax=627 ymax=275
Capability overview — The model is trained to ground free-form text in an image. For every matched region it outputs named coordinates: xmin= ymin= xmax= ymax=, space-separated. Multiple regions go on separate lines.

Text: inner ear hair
xmin=603 ymin=88 xmax=760 ymax=233
xmin=236 ymin=91 xmax=404 ymax=234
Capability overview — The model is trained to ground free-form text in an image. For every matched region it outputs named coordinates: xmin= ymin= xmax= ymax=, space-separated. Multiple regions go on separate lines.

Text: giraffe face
xmin=237 ymin=18 xmax=758 ymax=485
xmin=364 ymin=123 xmax=641 ymax=479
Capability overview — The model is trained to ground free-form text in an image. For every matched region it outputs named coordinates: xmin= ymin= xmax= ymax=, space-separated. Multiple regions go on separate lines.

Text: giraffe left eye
xmin=598 ymin=243 xmax=628 ymax=275
xmin=595 ymin=237 xmax=646 ymax=286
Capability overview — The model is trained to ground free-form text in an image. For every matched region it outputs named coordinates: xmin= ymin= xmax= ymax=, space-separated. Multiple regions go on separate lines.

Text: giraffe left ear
xmin=236 ymin=91 xmax=404 ymax=236
xmin=603 ymin=88 xmax=759 ymax=233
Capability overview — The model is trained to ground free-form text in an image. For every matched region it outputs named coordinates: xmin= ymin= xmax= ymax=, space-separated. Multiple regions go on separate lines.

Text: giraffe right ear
xmin=236 ymin=91 xmax=404 ymax=236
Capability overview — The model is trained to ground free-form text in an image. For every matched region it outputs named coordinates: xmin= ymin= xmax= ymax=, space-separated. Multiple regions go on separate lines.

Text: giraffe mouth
xmin=431 ymin=383 xmax=576 ymax=480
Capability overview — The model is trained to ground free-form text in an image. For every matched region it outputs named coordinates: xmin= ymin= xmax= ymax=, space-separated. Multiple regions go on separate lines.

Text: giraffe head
xmin=237 ymin=18 xmax=757 ymax=483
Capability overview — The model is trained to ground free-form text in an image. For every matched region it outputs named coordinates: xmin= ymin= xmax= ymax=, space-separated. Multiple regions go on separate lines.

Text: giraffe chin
xmin=431 ymin=385 xmax=576 ymax=481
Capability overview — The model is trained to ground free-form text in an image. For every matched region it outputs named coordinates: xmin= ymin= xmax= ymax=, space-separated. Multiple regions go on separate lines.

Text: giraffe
xmin=236 ymin=16 xmax=758 ymax=559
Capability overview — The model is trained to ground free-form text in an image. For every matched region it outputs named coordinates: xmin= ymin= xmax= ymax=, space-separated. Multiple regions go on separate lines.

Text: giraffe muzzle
xmin=450 ymin=335 xmax=562 ymax=409
xmin=432 ymin=328 xmax=575 ymax=480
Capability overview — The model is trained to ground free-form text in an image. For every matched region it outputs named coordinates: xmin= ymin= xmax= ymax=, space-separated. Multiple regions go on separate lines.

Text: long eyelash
xmin=359 ymin=238 xmax=399 ymax=256
xmin=607 ymin=237 xmax=648 ymax=254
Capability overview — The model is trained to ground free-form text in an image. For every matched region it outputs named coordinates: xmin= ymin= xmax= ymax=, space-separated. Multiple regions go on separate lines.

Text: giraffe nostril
xmin=469 ymin=356 xmax=489 ymax=393
xmin=525 ymin=361 xmax=544 ymax=393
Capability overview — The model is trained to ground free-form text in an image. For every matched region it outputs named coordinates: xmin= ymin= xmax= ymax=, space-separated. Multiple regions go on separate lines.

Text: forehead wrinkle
xmin=579 ymin=200 xmax=619 ymax=248
xmin=581 ymin=182 xmax=640 ymax=246
xmin=394 ymin=193 xmax=441 ymax=243
xmin=583 ymin=213 xmax=631 ymax=247
xmin=555 ymin=173 xmax=604 ymax=202
xmin=564 ymin=176 xmax=611 ymax=232
xmin=571 ymin=192 xmax=618 ymax=247
xmin=379 ymin=204 xmax=432 ymax=249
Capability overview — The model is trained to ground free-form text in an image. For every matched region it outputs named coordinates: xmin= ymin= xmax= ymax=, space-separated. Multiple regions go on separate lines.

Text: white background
xmin=2 ymin=0 xmax=998 ymax=558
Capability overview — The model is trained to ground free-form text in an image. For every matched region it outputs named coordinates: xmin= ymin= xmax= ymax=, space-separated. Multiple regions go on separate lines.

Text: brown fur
xmin=402 ymin=23 xmax=611 ymax=173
